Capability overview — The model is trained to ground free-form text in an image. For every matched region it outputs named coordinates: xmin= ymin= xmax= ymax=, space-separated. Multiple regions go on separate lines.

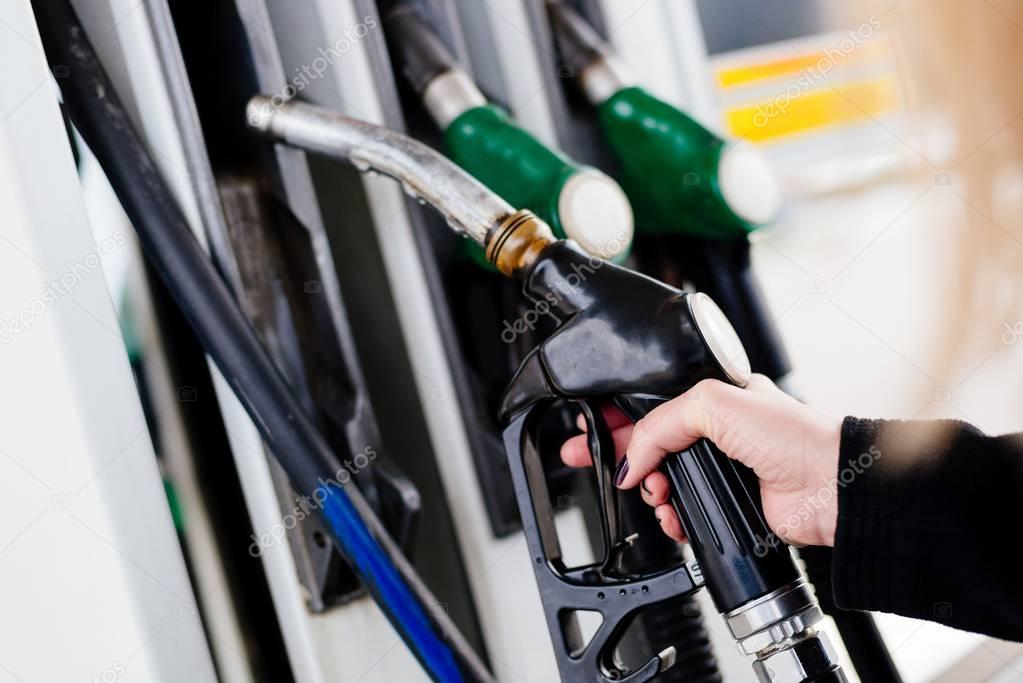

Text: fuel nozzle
xmin=245 ymin=96 xmax=555 ymax=279
xmin=547 ymin=2 xmax=781 ymax=238
xmin=384 ymin=4 xmax=633 ymax=263
xmin=500 ymin=239 xmax=846 ymax=683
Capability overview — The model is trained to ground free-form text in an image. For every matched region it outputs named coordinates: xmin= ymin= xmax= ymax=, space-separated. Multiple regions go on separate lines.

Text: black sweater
xmin=833 ymin=417 xmax=1023 ymax=641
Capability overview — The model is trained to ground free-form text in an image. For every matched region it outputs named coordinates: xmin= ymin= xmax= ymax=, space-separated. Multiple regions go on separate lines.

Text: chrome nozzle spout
xmin=246 ymin=96 xmax=519 ymax=250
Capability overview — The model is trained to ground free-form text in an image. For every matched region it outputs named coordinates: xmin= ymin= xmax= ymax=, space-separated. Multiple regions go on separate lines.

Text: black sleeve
xmin=832 ymin=417 xmax=1023 ymax=642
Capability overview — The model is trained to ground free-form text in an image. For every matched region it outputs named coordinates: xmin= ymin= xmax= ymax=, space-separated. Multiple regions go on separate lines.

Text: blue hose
xmin=320 ymin=485 xmax=463 ymax=682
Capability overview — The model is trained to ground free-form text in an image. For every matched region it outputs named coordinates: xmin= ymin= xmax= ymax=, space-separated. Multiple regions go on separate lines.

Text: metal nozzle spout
xmin=247 ymin=96 xmax=512 ymax=247
xmin=245 ymin=96 xmax=554 ymax=277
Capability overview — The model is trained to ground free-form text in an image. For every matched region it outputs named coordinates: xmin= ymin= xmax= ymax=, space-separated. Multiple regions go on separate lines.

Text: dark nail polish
xmin=641 ymin=479 xmax=651 ymax=495
xmin=613 ymin=457 xmax=629 ymax=487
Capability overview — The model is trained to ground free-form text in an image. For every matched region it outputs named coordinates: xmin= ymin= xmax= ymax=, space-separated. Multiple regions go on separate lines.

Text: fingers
xmin=573 ymin=404 xmax=632 ymax=432
xmin=639 ymin=471 xmax=670 ymax=507
xmin=642 ymin=473 xmax=684 ymax=542
xmin=618 ymin=379 xmax=740 ymax=489
xmin=560 ymin=423 xmax=633 ymax=467
xmin=654 ymin=504 xmax=686 ymax=543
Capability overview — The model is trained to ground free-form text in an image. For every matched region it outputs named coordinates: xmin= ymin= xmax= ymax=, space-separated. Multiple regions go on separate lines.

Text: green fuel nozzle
xmin=384 ymin=5 xmax=633 ymax=264
xmin=548 ymin=2 xmax=782 ymax=239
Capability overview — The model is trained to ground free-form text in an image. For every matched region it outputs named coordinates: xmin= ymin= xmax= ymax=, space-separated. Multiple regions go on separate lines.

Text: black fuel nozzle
xmin=500 ymin=241 xmax=846 ymax=683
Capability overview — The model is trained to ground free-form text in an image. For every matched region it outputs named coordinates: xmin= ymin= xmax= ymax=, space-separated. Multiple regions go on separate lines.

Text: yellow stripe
xmin=725 ymin=77 xmax=899 ymax=143
xmin=716 ymin=44 xmax=884 ymax=89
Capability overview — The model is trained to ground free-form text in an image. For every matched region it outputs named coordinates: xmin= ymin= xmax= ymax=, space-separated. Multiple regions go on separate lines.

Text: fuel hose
xmin=30 ymin=2 xmax=491 ymax=680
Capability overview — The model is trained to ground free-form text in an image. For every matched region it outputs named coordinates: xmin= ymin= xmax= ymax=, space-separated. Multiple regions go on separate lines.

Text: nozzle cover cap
xmin=557 ymin=169 xmax=634 ymax=260
xmin=717 ymin=143 xmax=783 ymax=226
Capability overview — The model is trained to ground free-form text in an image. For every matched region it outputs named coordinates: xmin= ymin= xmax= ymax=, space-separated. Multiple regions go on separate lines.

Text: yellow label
xmin=725 ymin=77 xmax=899 ymax=143
xmin=716 ymin=43 xmax=885 ymax=89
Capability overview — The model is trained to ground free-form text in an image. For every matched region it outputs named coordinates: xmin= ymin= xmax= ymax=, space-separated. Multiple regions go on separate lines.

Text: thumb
xmin=618 ymin=379 xmax=749 ymax=489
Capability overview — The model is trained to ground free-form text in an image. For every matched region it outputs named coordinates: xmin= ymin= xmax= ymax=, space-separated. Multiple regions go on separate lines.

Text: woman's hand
xmin=560 ymin=374 xmax=842 ymax=548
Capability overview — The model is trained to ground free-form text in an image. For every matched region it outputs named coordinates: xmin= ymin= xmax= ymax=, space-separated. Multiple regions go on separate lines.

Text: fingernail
xmin=613 ymin=457 xmax=629 ymax=487
xmin=641 ymin=479 xmax=651 ymax=495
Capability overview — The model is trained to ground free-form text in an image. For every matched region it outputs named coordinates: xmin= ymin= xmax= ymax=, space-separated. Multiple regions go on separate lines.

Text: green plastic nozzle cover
xmin=598 ymin=86 xmax=776 ymax=239
xmin=445 ymin=104 xmax=630 ymax=267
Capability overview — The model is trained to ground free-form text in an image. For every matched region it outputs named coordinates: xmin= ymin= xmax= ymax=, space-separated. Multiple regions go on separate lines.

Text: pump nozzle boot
xmin=384 ymin=3 xmax=634 ymax=263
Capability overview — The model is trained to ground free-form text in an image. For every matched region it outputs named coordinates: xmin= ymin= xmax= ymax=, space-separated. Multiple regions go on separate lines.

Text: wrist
xmin=811 ymin=415 xmax=842 ymax=547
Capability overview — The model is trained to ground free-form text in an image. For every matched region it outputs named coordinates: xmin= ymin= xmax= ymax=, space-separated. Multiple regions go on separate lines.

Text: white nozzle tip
xmin=717 ymin=143 xmax=783 ymax=226
xmin=557 ymin=169 xmax=634 ymax=259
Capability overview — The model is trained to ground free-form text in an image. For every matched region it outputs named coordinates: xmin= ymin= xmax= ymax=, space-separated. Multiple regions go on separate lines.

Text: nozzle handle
xmin=615 ymin=395 xmax=801 ymax=613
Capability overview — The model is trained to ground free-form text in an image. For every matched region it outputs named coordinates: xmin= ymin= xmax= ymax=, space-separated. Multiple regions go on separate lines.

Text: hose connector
xmin=485 ymin=210 xmax=556 ymax=279
xmin=724 ymin=581 xmax=845 ymax=683
xmin=547 ymin=2 xmax=636 ymax=105
xmin=384 ymin=6 xmax=487 ymax=128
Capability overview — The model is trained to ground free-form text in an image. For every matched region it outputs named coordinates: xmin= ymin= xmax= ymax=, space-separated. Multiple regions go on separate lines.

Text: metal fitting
xmin=578 ymin=54 xmax=636 ymax=106
xmin=422 ymin=69 xmax=487 ymax=130
xmin=752 ymin=631 xmax=843 ymax=683
xmin=725 ymin=581 xmax=844 ymax=682
xmin=485 ymin=210 xmax=556 ymax=279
